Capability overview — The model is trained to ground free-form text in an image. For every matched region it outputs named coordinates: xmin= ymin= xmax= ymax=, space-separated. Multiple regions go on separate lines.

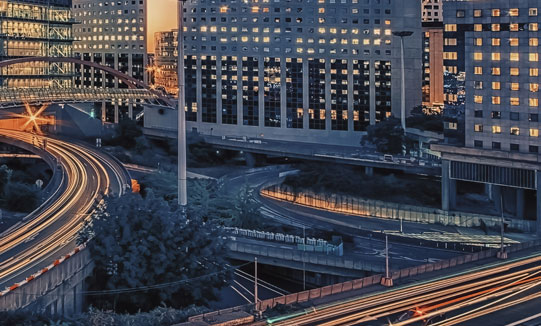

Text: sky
xmin=148 ymin=0 xmax=178 ymax=52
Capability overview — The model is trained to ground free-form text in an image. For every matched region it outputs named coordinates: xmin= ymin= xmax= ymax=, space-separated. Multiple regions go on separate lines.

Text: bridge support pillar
xmin=493 ymin=185 xmax=502 ymax=214
xmin=535 ymin=171 xmax=541 ymax=238
xmin=380 ymin=277 xmax=393 ymax=287
xmin=441 ymin=160 xmax=456 ymax=211
xmin=365 ymin=166 xmax=374 ymax=176
xmin=516 ymin=188 xmax=525 ymax=219
xmin=245 ymin=152 xmax=256 ymax=168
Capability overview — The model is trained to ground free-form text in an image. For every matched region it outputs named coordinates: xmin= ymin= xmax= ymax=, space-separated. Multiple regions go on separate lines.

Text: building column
xmin=516 ymin=188 xmax=525 ymax=219
xmin=442 ymin=160 xmax=456 ymax=211
xmin=535 ymin=171 xmax=541 ymax=237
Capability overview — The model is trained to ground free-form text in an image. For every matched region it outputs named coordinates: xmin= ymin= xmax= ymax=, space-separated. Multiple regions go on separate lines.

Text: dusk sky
xmin=148 ymin=0 xmax=178 ymax=52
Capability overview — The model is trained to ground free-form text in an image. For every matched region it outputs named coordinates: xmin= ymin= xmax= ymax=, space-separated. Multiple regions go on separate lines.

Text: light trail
xmin=268 ymin=253 xmax=541 ymax=325
xmin=0 ymin=129 xmax=128 ymax=290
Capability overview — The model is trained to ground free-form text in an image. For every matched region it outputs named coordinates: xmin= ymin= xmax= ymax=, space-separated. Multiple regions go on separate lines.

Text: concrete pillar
xmin=245 ymin=152 xmax=256 ymax=168
xmin=535 ymin=171 xmax=541 ymax=237
xmin=485 ymin=183 xmax=493 ymax=200
xmin=493 ymin=185 xmax=502 ymax=214
xmin=442 ymin=160 xmax=456 ymax=211
xmin=365 ymin=166 xmax=374 ymax=176
xmin=516 ymin=188 xmax=525 ymax=219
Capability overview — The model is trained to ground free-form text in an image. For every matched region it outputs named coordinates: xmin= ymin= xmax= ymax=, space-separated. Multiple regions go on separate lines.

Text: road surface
xmin=0 ymin=129 xmax=129 ymax=289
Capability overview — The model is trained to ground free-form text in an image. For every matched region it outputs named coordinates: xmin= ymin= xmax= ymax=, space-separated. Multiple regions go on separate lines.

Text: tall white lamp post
xmin=393 ymin=31 xmax=414 ymax=132
xmin=177 ymin=0 xmax=188 ymax=216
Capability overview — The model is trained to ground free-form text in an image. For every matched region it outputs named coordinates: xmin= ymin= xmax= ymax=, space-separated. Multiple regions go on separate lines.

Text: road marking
xmin=506 ymin=312 xmax=541 ymax=326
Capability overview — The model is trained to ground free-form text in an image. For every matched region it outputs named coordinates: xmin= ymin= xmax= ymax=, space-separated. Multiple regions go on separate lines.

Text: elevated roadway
xmin=0 ymin=129 xmax=130 ymax=291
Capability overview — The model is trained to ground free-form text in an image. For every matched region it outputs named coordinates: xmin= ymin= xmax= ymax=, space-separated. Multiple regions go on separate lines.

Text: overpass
xmin=0 ymin=129 xmax=129 ymax=315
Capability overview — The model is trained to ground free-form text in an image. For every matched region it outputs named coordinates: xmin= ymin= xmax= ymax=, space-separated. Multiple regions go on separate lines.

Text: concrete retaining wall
xmin=262 ymin=185 xmax=537 ymax=233
xmin=0 ymin=249 xmax=93 ymax=317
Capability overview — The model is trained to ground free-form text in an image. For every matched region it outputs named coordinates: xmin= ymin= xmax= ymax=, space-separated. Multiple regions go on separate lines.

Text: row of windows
xmin=446 ymin=22 xmax=539 ymax=32
xmin=473 ymin=125 xmax=540 ymax=137
xmin=472 ymin=67 xmax=541 ymax=77
xmin=473 ymin=140 xmax=540 ymax=153
xmin=192 ymin=26 xmax=391 ymax=35
xmin=456 ymin=8 xmax=538 ymax=18
xmin=473 ymin=96 xmax=540 ymax=107
xmin=474 ymin=111 xmax=539 ymax=122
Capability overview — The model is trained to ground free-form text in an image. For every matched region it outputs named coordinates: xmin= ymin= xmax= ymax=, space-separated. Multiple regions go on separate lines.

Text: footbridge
xmin=0 ymin=56 xmax=174 ymax=109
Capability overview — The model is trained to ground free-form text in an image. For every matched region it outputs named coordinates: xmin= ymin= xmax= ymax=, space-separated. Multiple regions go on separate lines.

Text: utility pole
xmin=303 ymin=226 xmax=306 ymax=291
xmin=254 ymin=257 xmax=259 ymax=305
xmin=177 ymin=0 xmax=188 ymax=217
xmin=381 ymin=234 xmax=393 ymax=287
xmin=393 ymin=31 xmax=413 ymax=132
xmin=497 ymin=192 xmax=508 ymax=259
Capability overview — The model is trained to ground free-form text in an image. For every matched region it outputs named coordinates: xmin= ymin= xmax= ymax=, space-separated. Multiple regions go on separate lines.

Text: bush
xmin=3 ymin=182 xmax=40 ymax=213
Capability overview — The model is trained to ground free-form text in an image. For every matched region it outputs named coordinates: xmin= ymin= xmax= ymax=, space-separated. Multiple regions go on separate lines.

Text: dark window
xmin=492 ymin=142 xmax=501 ymax=150
xmin=492 ymin=111 xmax=501 ymax=119
xmin=530 ymin=146 xmax=539 ymax=153
xmin=456 ymin=10 xmax=465 ymax=18
xmin=474 ymin=110 xmax=483 ymax=118
xmin=530 ymin=114 xmax=539 ymax=122
xmin=510 ymin=112 xmax=520 ymax=121
xmin=474 ymin=140 xmax=483 ymax=148
xmin=510 ymin=143 xmax=520 ymax=151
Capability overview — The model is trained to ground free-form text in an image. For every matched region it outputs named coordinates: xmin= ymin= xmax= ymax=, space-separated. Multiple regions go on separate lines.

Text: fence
xmin=253 ymin=239 xmax=541 ymax=312
xmin=261 ymin=185 xmax=537 ymax=233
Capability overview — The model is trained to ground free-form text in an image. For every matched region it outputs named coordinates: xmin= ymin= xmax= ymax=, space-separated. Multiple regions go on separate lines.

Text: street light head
xmin=393 ymin=31 xmax=414 ymax=37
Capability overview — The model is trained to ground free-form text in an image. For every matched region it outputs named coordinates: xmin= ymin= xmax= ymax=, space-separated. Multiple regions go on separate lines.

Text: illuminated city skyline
xmin=148 ymin=0 xmax=177 ymax=52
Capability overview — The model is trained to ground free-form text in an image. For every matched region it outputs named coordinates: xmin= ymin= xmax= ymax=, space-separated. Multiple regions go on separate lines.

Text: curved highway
xmin=0 ymin=129 xmax=130 ymax=289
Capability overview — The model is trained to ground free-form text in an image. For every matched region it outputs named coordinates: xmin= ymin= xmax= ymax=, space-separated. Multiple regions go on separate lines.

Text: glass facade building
xmin=72 ymin=0 xmax=147 ymax=123
xmin=0 ymin=0 xmax=74 ymax=88
xmin=182 ymin=0 xmax=422 ymax=146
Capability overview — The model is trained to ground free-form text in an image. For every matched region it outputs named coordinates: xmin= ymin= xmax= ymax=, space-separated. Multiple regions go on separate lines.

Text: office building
xmin=154 ymin=30 xmax=179 ymax=96
xmin=72 ymin=0 xmax=147 ymax=123
xmin=436 ymin=1 xmax=541 ymax=233
xmin=180 ymin=0 xmax=422 ymax=146
xmin=422 ymin=23 xmax=444 ymax=108
xmin=422 ymin=0 xmax=443 ymax=23
xmin=0 ymin=0 xmax=74 ymax=88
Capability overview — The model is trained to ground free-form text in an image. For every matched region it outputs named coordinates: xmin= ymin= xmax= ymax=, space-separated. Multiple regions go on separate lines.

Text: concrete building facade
xmin=439 ymin=1 xmax=541 ymax=235
xmin=0 ymin=0 xmax=74 ymax=88
xmin=422 ymin=0 xmax=443 ymax=23
xmin=181 ymin=0 xmax=422 ymax=146
xmin=422 ymin=22 xmax=444 ymax=108
xmin=72 ymin=0 xmax=148 ymax=123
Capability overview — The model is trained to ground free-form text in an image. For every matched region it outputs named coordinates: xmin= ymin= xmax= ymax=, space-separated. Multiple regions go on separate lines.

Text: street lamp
xmin=393 ymin=31 xmax=414 ymax=132
xmin=178 ymin=0 xmax=188 ymax=217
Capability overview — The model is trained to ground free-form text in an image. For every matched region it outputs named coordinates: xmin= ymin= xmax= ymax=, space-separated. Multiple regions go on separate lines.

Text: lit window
xmin=530 ymin=8 xmax=538 ymax=16
xmin=492 ymin=126 xmax=501 ymax=134
xmin=530 ymin=129 xmax=539 ymax=137
xmin=510 ymin=38 xmax=519 ymax=46
xmin=475 ymin=38 xmax=483 ymax=46
xmin=531 ymin=68 xmax=539 ymax=77
xmin=492 ymin=9 xmax=500 ymax=17
xmin=510 ymin=68 xmax=520 ymax=76
xmin=474 ymin=24 xmax=483 ymax=32
xmin=474 ymin=95 xmax=483 ymax=104
xmin=510 ymin=8 xmax=519 ymax=17
xmin=492 ymin=67 xmax=501 ymax=75
xmin=492 ymin=82 xmax=501 ymax=90
xmin=531 ymin=23 xmax=539 ymax=31
xmin=492 ymin=38 xmax=501 ymax=46
xmin=531 ymin=83 xmax=539 ymax=92
xmin=492 ymin=96 xmax=501 ymax=104
xmin=492 ymin=24 xmax=500 ymax=31
xmin=445 ymin=24 xmax=457 ymax=32
xmin=530 ymin=98 xmax=539 ymax=107
xmin=474 ymin=52 xmax=483 ymax=60
xmin=510 ymin=98 xmax=520 ymax=106
xmin=474 ymin=66 xmax=483 ymax=74
xmin=510 ymin=127 xmax=520 ymax=136
xmin=492 ymin=53 xmax=501 ymax=61
xmin=530 ymin=53 xmax=539 ymax=62
xmin=530 ymin=38 xmax=539 ymax=46
xmin=510 ymin=24 xmax=519 ymax=32
xmin=510 ymin=53 xmax=519 ymax=61
xmin=474 ymin=124 xmax=483 ymax=132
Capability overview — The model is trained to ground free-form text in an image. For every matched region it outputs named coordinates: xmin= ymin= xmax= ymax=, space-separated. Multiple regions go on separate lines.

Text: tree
xmin=361 ymin=116 xmax=408 ymax=154
xmin=229 ymin=185 xmax=264 ymax=229
xmin=78 ymin=192 xmax=230 ymax=313
xmin=0 ymin=165 xmax=11 ymax=197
